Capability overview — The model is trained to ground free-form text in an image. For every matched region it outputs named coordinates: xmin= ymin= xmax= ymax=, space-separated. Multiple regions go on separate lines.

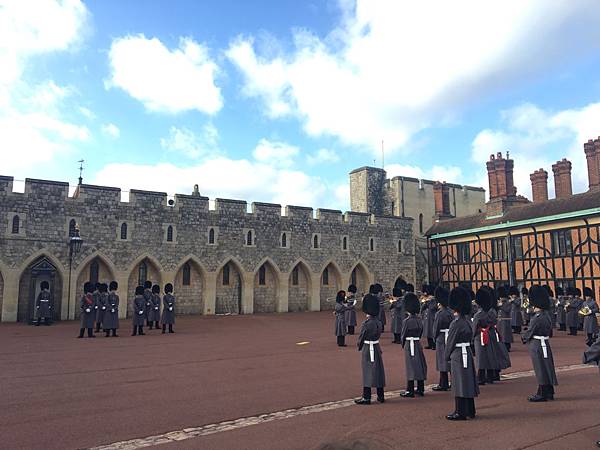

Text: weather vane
xmin=78 ymin=159 xmax=85 ymax=185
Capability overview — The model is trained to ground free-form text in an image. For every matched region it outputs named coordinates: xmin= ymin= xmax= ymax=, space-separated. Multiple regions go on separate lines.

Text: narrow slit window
xmin=258 ymin=265 xmax=266 ymax=285
xmin=120 ymin=222 xmax=128 ymax=240
xmin=166 ymin=225 xmax=173 ymax=242
xmin=208 ymin=228 xmax=215 ymax=244
xmin=223 ymin=264 xmax=230 ymax=285
xmin=182 ymin=263 xmax=191 ymax=286
xmin=11 ymin=215 xmax=19 ymax=234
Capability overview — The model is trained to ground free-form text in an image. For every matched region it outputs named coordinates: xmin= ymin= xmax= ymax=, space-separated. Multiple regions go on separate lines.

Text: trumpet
xmin=522 ymin=298 xmax=530 ymax=309
xmin=578 ymin=306 xmax=592 ymax=316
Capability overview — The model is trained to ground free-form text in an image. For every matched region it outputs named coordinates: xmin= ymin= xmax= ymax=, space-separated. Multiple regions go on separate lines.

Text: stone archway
xmin=174 ymin=259 xmax=205 ymax=315
xmin=127 ymin=257 xmax=161 ymax=318
xmin=216 ymin=260 xmax=243 ymax=315
xmin=18 ymin=256 xmax=63 ymax=323
xmin=74 ymin=255 xmax=116 ymax=319
xmin=320 ymin=262 xmax=342 ymax=311
xmin=253 ymin=260 xmax=278 ymax=313
xmin=288 ymin=261 xmax=311 ymax=312
xmin=349 ymin=262 xmax=370 ymax=295
xmin=394 ymin=276 xmax=407 ymax=289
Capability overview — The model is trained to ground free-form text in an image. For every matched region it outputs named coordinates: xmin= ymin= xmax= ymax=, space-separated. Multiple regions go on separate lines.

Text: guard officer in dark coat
xmin=566 ymin=287 xmax=583 ymax=335
xmin=400 ymin=293 xmax=427 ymax=397
xmin=432 ymin=286 xmax=453 ymax=391
xmin=334 ymin=290 xmax=349 ymax=347
xmin=78 ymin=282 xmax=96 ymax=338
xmin=148 ymin=284 xmax=161 ymax=329
xmin=95 ymin=283 xmax=109 ymax=333
xmin=103 ymin=281 xmax=120 ymax=337
xmin=374 ymin=284 xmax=386 ymax=332
xmin=497 ymin=286 xmax=513 ymax=351
xmin=354 ymin=293 xmax=385 ymax=405
xmin=422 ymin=285 xmax=437 ymax=350
xmin=35 ymin=281 xmax=53 ymax=326
xmin=472 ymin=288 xmax=500 ymax=385
xmin=555 ymin=286 xmax=567 ymax=331
xmin=132 ymin=285 xmax=146 ymax=336
xmin=582 ymin=287 xmax=599 ymax=346
xmin=521 ymin=285 xmax=558 ymax=402
xmin=345 ymin=284 xmax=358 ymax=335
xmin=509 ymin=286 xmax=522 ymax=333
xmin=445 ymin=287 xmax=479 ymax=420
xmin=390 ymin=286 xmax=405 ymax=343
xmin=161 ymin=283 xmax=176 ymax=333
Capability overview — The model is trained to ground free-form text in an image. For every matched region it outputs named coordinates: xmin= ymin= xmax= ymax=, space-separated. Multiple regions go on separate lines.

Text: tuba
xmin=579 ymin=305 xmax=592 ymax=316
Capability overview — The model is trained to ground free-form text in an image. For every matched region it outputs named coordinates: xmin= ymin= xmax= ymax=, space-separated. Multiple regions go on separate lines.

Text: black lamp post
xmin=67 ymin=226 xmax=83 ymax=320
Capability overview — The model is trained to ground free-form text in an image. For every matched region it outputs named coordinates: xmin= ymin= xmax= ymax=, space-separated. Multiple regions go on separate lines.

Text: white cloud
xmin=79 ymin=106 xmax=95 ymax=120
xmin=160 ymin=123 xmax=219 ymax=159
xmin=471 ymin=102 xmax=600 ymax=199
xmin=306 ymin=148 xmax=340 ymax=165
xmin=101 ymin=123 xmax=120 ymax=139
xmin=107 ymin=35 xmax=222 ymax=114
xmin=385 ymin=163 xmax=463 ymax=184
xmin=252 ymin=138 xmax=299 ymax=168
xmin=227 ymin=1 xmax=600 ymax=155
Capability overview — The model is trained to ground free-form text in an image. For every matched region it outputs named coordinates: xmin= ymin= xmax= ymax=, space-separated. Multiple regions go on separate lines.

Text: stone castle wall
xmin=0 ymin=176 xmax=416 ymax=323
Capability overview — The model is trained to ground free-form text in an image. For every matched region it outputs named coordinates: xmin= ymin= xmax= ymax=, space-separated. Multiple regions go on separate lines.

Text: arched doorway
xmin=74 ymin=255 xmax=116 ymax=319
xmin=174 ymin=259 xmax=204 ymax=315
xmin=253 ymin=260 xmax=278 ymax=313
xmin=288 ymin=261 xmax=311 ymax=312
xmin=320 ymin=262 xmax=342 ymax=311
xmin=127 ymin=257 xmax=161 ymax=318
xmin=349 ymin=262 xmax=370 ymax=295
xmin=216 ymin=260 xmax=242 ymax=314
xmin=394 ymin=276 xmax=407 ymax=289
xmin=18 ymin=256 xmax=63 ymax=323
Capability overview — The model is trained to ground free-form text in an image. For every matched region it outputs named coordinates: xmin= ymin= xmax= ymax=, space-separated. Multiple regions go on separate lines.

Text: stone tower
xmin=349 ymin=167 xmax=387 ymax=215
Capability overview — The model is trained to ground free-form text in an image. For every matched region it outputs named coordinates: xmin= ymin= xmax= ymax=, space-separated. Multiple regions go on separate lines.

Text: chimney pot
xmin=552 ymin=158 xmax=573 ymax=199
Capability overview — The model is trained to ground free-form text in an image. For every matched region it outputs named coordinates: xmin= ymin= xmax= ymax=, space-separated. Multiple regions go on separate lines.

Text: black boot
xmin=95 ymin=325 xmax=101 ymax=333
xmin=162 ymin=324 xmax=166 ymax=334
xmin=416 ymin=380 xmax=425 ymax=396
xmin=446 ymin=397 xmax=466 ymax=420
xmin=587 ymin=334 xmax=594 ymax=346
xmin=376 ymin=387 xmax=385 ymax=403
xmin=466 ymin=398 xmax=476 ymax=418
xmin=478 ymin=369 xmax=487 ymax=385
xmin=155 ymin=321 xmax=160 ymax=329
xmin=355 ymin=387 xmax=371 ymax=405
xmin=433 ymin=372 xmax=450 ymax=391
xmin=87 ymin=328 xmax=95 ymax=338
xmin=528 ymin=385 xmax=547 ymax=402
xmin=393 ymin=333 xmax=401 ymax=343
xmin=401 ymin=380 xmax=415 ymax=397
xmin=139 ymin=325 xmax=145 ymax=335
xmin=427 ymin=337 xmax=436 ymax=350
xmin=105 ymin=330 xmax=110 ymax=337
xmin=36 ymin=318 xmax=41 ymax=326
xmin=337 ymin=335 xmax=346 ymax=347
xmin=112 ymin=329 xmax=118 ymax=337
xmin=78 ymin=328 xmax=85 ymax=338
xmin=168 ymin=324 xmax=174 ymax=334
xmin=486 ymin=369 xmax=496 ymax=384
xmin=347 ymin=325 xmax=355 ymax=335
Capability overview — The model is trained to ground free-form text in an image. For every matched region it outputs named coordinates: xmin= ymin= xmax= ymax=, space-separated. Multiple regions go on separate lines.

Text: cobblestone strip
xmin=89 ymin=363 xmax=594 ymax=450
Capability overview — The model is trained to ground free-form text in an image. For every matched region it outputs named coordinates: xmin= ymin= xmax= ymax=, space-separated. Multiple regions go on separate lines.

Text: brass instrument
xmin=579 ymin=305 xmax=592 ymax=316
xmin=522 ymin=297 xmax=530 ymax=309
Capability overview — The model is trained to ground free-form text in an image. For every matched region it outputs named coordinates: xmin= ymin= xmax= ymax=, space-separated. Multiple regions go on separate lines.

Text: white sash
xmin=441 ymin=329 xmax=450 ymax=345
xmin=406 ymin=337 xmax=420 ymax=356
xmin=364 ymin=340 xmax=379 ymax=362
xmin=456 ymin=342 xmax=470 ymax=368
xmin=534 ymin=336 xmax=549 ymax=358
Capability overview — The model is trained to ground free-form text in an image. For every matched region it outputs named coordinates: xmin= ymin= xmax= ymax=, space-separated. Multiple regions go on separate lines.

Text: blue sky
xmin=2 ymin=0 xmax=600 ymax=210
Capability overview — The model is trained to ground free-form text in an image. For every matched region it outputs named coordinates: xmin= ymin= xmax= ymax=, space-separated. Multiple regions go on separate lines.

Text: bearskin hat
xmin=347 ymin=284 xmax=357 ymax=294
xmin=497 ymin=286 xmax=507 ymax=299
xmin=584 ymin=287 xmax=594 ymax=299
xmin=152 ymin=284 xmax=160 ymax=294
xmin=529 ymin=285 xmax=550 ymax=310
xmin=362 ymin=293 xmax=380 ymax=316
xmin=84 ymin=281 xmax=93 ymax=294
xmin=508 ymin=286 xmax=519 ymax=297
xmin=368 ymin=284 xmax=377 ymax=294
xmin=40 ymin=281 xmax=49 ymax=290
xmin=135 ymin=285 xmax=144 ymax=296
xmin=404 ymin=293 xmax=420 ymax=314
xmin=144 ymin=280 xmax=152 ymax=289
xmin=566 ymin=286 xmax=576 ymax=296
xmin=575 ymin=287 xmax=582 ymax=297
xmin=449 ymin=287 xmax=471 ymax=315
xmin=395 ymin=279 xmax=408 ymax=291
xmin=109 ymin=281 xmax=118 ymax=291
xmin=434 ymin=286 xmax=449 ymax=307
xmin=555 ymin=286 xmax=564 ymax=296
xmin=392 ymin=287 xmax=403 ymax=297
xmin=406 ymin=283 xmax=415 ymax=293
xmin=521 ymin=287 xmax=529 ymax=296
xmin=374 ymin=283 xmax=383 ymax=294
xmin=475 ymin=287 xmax=493 ymax=311
xmin=336 ymin=290 xmax=346 ymax=303
xmin=99 ymin=283 xmax=108 ymax=293
xmin=165 ymin=283 xmax=173 ymax=293
xmin=543 ymin=285 xmax=554 ymax=298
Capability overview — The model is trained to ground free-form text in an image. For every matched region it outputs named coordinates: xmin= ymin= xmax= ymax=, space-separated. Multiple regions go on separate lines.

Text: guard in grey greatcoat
xmin=390 ymin=286 xmax=405 ymax=343
xmin=103 ymin=281 xmax=120 ymax=337
xmin=486 ymin=288 xmax=511 ymax=381
xmin=472 ymin=288 xmax=500 ymax=385
xmin=545 ymin=286 xmax=557 ymax=330
xmin=566 ymin=287 xmax=583 ymax=335
xmin=35 ymin=281 xmax=53 ymax=326
xmin=400 ymin=293 xmax=427 ymax=397
xmin=334 ymin=290 xmax=349 ymax=347
xmin=132 ymin=285 xmax=146 ymax=336
xmin=374 ymin=284 xmax=386 ymax=332
xmin=147 ymin=284 xmax=161 ymax=330
xmin=432 ymin=286 xmax=453 ymax=391
xmin=583 ymin=335 xmax=600 ymax=447
xmin=555 ymin=287 xmax=567 ymax=331
xmin=95 ymin=283 xmax=109 ymax=333
xmin=521 ymin=285 xmax=558 ymax=402
xmin=509 ymin=286 xmax=522 ymax=333
xmin=354 ymin=294 xmax=385 ymax=405
xmin=345 ymin=284 xmax=358 ymax=335
xmin=422 ymin=285 xmax=437 ymax=350
xmin=497 ymin=286 xmax=513 ymax=351
xmin=161 ymin=283 xmax=176 ymax=333
xmin=445 ymin=287 xmax=479 ymax=420
xmin=78 ymin=282 xmax=96 ymax=338
xmin=142 ymin=280 xmax=153 ymax=328
xmin=582 ymin=287 xmax=599 ymax=346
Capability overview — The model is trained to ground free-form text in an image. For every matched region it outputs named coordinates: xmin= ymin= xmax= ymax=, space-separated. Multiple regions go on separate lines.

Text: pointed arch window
xmin=223 ymin=263 xmax=230 ymax=285
xmin=313 ymin=234 xmax=320 ymax=249
xmin=292 ymin=266 xmax=299 ymax=285
xmin=369 ymin=238 xmax=374 ymax=252
xmin=166 ymin=225 xmax=173 ymax=242
xmin=120 ymin=222 xmax=128 ymax=240
xmin=138 ymin=261 xmax=147 ymax=286
xmin=89 ymin=260 xmax=99 ymax=285
xmin=258 ymin=265 xmax=266 ymax=285
xmin=351 ymin=268 xmax=357 ymax=286
xmin=208 ymin=227 xmax=215 ymax=244
xmin=419 ymin=213 xmax=424 ymax=234
xmin=182 ymin=262 xmax=191 ymax=286
xmin=322 ymin=267 xmax=329 ymax=286
xmin=398 ymin=240 xmax=402 ymax=253
xmin=11 ymin=215 xmax=19 ymax=234
xmin=246 ymin=230 xmax=253 ymax=246
xmin=68 ymin=219 xmax=77 ymax=237
xmin=342 ymin=236 xmax=348 ymax=251
xmin=281 ymin=233 xmax=287 ymax=248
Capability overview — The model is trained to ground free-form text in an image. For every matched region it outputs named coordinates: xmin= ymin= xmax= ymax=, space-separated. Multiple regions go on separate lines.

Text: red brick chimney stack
xmin=433 ymin=181 xmax=453 ymax=220
xmin=552 ymin=158 xmax=573 ymax=199
xmin=530 ymin=169 xmax=548 ymax=203
xmin=486 ymin=151 xmax=516 ymax=200
xmin=486 ymin=154 xmax=498 ymax=199
xmin=585 ymin=139 xmax=600 ymax=191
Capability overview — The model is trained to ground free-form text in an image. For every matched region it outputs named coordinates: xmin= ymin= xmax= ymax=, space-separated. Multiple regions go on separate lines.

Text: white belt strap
xmin=534 ymin=336 xmax=549 ymax=358
xmin=441 ymin=329 xmax=450 ymax=345
xmin=406 ymin=337 xmax=420 ymax=357
xmin=364 ymin=340 xmax=379 ymax=362
xmin=456 ymin=342 xmax=470 ymax=368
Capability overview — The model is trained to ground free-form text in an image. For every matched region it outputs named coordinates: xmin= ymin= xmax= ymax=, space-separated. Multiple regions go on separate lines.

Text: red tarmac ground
xmin=1 ymin=311 xmax=599 ymax=450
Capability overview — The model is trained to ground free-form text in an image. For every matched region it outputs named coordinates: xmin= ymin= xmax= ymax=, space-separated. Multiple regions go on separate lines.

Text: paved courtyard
xmin=1 ymin=311 xmax=599 ymax=450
